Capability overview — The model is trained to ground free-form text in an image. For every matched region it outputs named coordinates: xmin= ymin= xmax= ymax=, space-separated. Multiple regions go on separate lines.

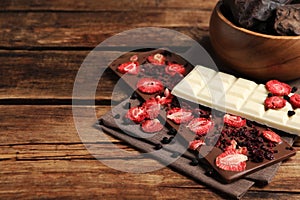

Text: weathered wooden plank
xmin=0 ymin=11 xmax=210 ymax=48
xmin=0 ymin=0 xmax=218 ymax=11
xmin=0 ymin=105 xmax=111 ymax=145
xmin=0 ymin=50 xmax=131 ymax=100
xmin=0 ymin=158 xmax=300 ymax=199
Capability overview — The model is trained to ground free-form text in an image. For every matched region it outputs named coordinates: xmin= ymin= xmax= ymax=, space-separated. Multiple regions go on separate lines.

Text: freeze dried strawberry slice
xmin=147 ymin=53 xmax=166 ymax=65
xmin=117 ymin=61 xmax=140 ymax=75
xmin=156 ymin=88 xmax=173 ymax=105
xmin=165 ymin=63 xmax=186 ymax=76
xmin=142 ymin=98 xmax=161 ymax=119
xmin=290 ymin=93 xmax=300 ymax=108
xmin=266 ymin=80 xmax=291 ymax=96
xmin=215 ymin=149 xmax=248 ymax=172
xmin=236 ymin=147 xmax=248 ymax=155
xmin=141 ymin=119 xmax=163 ymax=133
xmin=223 ymin=114 xmax=246 ymax=128
xmin=187 ymin=118 xmax=212 ymax=136
xmin=130 ymin=54 xmax=138 ymax=62
xmin=189 ymin=139 xmax=205 ymax=150
xmin=167 ymin=108 xmax=194 ymax=124
xmin=225 ymin=140 xmax=237 ymax=151
xmin=263 ymin=130 xmax=282 ymax=143
xmin=264 ymin=96 xmax=286 ymax=109
xmin=126 ymin=106 xmax=147 ymax=123
xmin=137 ymin=78 xmax=164 ymax=94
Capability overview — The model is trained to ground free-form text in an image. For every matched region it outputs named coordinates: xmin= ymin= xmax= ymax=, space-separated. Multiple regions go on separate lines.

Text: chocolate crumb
xmin=288 ymin=110 xmax=296 ymax=117
xmin=154 ymin=143 xmax=163 ymax=150
xmin=284 ymin=95 xmax=290 ymax=101
xmin=291 ymin=86 xmax=298 ymax=93
xmin=190 ymin=158 xmax=199 ymax=166
xmin=114 ymin=114 xmax=120 ymax=119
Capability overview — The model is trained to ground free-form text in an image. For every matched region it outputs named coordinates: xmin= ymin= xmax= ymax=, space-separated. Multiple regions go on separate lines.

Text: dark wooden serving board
xmin=107 ymin=49 xmax=296 ymax=183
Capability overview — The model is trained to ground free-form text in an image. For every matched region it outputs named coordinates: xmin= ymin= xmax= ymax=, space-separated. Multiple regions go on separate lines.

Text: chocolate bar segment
xmin=172 ymin=65 xmax=300 ymax=135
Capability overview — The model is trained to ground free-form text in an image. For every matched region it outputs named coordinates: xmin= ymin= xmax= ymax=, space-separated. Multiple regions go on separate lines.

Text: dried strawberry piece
xmin=266 ymin=80 xmax=291 ymax=96
xmin=141 ymin=119 xmax=163 ymax=133
xmin=189 ymin=139 xmax=205 ymax=150
xmin=223 ymin=114 xmax=246 ymax=128
xmin=117 ymin=61 xmax=140 ymax=75
xmin=290 ymin=93 xmax=300 ymax=108
xmin=126 ymin=107 xmax=147 ymax=123
xmin=165 ymin=63 xmax=186 ymax=76
xmin=215 ymin=149 xmax=248 ymax=172
xmin=130 ymin=54 xmax=138 ymax=62
xmin=147 ymin=53 xmax=166 ymax=65
xmin=225 ymin=140 xmax=237 ymax=151
xmin=263 ymin=130 xmax=282 ymax=143
xmin=264 ymin=96 xmax=286 ymax=109
xmin=137 ymin=78 xmax=164 ymax=94
xmin=187 ymin=118 xmax=212 ymax=136
xmin=142 ymin=98 xmax=161 ymax=119
xmin=156 ymin=88 xmax=173 ymax=105
xmin=236 ymin=147 xmax=248 ymax=155
xmin=167 ymin=107 xmax=194 ymax=124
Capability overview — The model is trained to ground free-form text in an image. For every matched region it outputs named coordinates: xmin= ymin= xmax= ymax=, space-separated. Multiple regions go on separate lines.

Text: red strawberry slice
xmin=165 ymin=63 xmax=186 ymax=76
xmin=223 ymin=114 xmax=246 ymax=128
xmin=290 ymin=93 xmax=300 ymax=108
xmin=141 ymin=119 xmax=163 ymax=133
xmin=264 ymin=96 xmax=286 ymax=109
xmin=189 ymin=139 xmax=205 ymax=150
xmin=266 ymin=80 xmax=291 ymax=96
xmin=117 ymin=61 xmax=140 ymax=75
xmin=263 ymin=130 xmax=282 ymax=143
xmin=137 ymin=78 xmax=164 ymax=94
xmin=130 ymin=54 xmax=138 ymax=62
xmin=187 ymin=118 xmax=212 ymax=136
xmin=167 ymin=107 xmax=194 ymax=124
xmin=147 ymin=53 xmax=166 ymax=65
xmin=126 ymin=106 xmax=147 ymax=123
xmin=156 ymin=88 xmax=173 ymax=105
xmin=142 ymin=98 xmax=161 ymax=119
xmin=215 ymin=149 xmax=248 ymax=172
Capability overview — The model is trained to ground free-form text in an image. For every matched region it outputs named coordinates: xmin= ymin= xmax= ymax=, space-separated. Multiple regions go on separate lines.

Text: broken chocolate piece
xmin=274 ymin=4 xmax=300 ymax=35
xmin=223 ymin=0 xmax=292 ymax=29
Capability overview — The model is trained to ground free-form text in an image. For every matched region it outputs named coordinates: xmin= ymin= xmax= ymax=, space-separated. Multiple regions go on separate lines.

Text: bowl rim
xmin=215 ymin=1 xmax=300 ymax=40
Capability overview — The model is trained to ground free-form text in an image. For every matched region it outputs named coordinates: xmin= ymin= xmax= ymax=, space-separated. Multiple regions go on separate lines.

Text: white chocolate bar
xmin=172 ymin=65 xmax=300 ymax=135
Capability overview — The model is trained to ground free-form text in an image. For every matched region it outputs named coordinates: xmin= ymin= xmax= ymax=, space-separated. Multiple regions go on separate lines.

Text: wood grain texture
xmin=0 ymin=0 xmax=217 ymax=11
xmin=0 ymin=105 xmax=299 ymax=199
xmin=0 ymin=11 xmax=210 ymax=48
xmin=0 ymin=50 xmax=123 ymax=100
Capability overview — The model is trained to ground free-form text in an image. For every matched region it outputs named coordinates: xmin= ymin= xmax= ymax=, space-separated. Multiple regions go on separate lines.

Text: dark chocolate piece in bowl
xmin=275 ymin=4 xmax=300 ymax=35
xmin=223 ymin=0 xmax=292 ymax=29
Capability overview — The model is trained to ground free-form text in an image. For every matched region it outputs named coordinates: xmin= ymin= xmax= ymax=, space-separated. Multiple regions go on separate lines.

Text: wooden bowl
xmin=209 ymin=2 xmax=300 ymax=82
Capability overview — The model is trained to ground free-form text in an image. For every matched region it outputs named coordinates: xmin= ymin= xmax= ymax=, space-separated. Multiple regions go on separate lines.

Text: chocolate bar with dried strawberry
xmin=274 ymin=4 xmax=300 ymax=35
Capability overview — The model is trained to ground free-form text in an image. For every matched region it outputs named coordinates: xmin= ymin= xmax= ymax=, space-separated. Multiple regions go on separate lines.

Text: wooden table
xmin=1 ymin=0 xmax=299 ymax=199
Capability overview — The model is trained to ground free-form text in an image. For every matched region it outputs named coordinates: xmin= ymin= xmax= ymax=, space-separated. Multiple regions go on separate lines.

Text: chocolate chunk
xmin=223 ymin=0 xmax=292 ymax=29
xmin=274 ymin=4 xmax=300 ymax=35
